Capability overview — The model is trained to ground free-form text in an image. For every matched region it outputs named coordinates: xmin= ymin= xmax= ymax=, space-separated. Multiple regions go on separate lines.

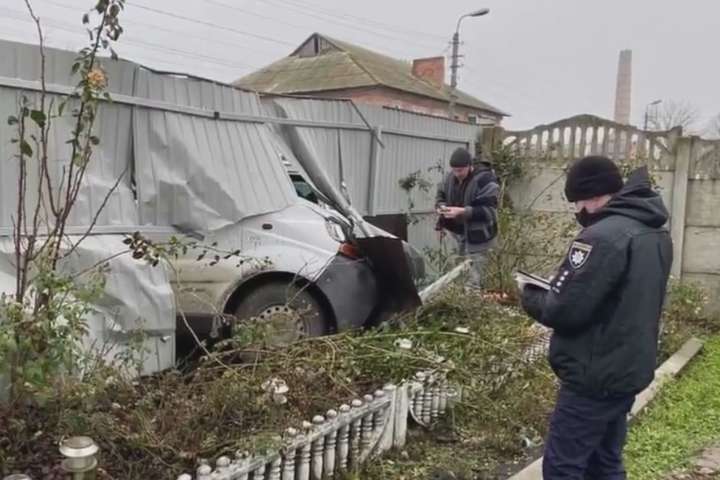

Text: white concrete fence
xmin=2 ymin=371 xmax=458 ymax=480
xmin=176 ymin=371 xmax=456 ymax=480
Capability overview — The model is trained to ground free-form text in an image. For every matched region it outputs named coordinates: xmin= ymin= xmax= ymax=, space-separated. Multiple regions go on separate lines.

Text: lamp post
xmin=643 ymin=99 xmax=662 ymax=131
xmin=449 ymin=8 xmax=490 ymax=118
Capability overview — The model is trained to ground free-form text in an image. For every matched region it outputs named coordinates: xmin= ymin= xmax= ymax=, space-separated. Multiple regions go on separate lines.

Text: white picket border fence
xmin=175 ymin=370 xmax=457 ymax=480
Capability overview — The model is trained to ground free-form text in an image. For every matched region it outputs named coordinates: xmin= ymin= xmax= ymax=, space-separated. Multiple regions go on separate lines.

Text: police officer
xmin=518 ymin=156 xmax=673 ymax=479
xmin=435 ymin=147 xmax=499 ymax=287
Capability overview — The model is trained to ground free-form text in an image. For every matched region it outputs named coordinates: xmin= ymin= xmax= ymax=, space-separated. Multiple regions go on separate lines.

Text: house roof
xmin=234 ymin=33 xmax=508 ymax=117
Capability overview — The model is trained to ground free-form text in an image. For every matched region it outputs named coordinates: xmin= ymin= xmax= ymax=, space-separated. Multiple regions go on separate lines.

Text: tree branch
xmin=64 ymin=165 xmax=129 ymax=259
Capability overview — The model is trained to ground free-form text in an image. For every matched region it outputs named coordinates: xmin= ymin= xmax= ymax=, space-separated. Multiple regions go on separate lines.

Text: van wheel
xmin=233 ymin=281 xmax=328 ymax=346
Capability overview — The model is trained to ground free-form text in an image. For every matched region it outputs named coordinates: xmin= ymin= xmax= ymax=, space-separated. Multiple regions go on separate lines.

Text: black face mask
xmin=575 ymin=208 xmax=603 ymax=227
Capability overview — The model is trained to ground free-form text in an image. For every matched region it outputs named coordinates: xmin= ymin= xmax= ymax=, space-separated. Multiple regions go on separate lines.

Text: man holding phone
xmin=435 ymin=147 xmax=500 ymax=288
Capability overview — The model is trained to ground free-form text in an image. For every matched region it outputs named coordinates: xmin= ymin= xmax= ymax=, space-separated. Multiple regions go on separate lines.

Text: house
xmin=234 ymin=33 xmax=508 ymax=124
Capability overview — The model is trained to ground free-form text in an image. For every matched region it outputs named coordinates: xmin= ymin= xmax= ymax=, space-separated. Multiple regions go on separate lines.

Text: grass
xmin=0 ymin=286 xmax=557 ymax=479
xmin=0 ymin=280 xmax=714 ymax=479
xmin=625 ymin=335 xmax=720 ymax=480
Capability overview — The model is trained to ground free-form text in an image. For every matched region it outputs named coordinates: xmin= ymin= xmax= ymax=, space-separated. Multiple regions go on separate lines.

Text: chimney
xmin=412 ymin=57 xmax=445 ymax=89
xmin=613 ymin=50 xmax=633 ymax=125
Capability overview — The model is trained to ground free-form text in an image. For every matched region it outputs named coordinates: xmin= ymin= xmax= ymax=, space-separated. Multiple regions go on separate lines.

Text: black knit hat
xmin=449 ymin=148 xmax=472 ymax=168
xmin=564 ymin=156 xmax=623 ymax=202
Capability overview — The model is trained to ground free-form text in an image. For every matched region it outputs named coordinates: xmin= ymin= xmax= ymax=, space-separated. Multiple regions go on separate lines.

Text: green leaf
xmin=82 ymin=13 xmax=90 ymax=24
xmin=71 ymin=63 xmax=81 ymax=76
xmin=7 ymin=115 xmax=18 ymax=125
xmin=58 ymin=101 xmax=67 ymax=117
xmin=30 ymin=110 xmax=46 ymax=128
xmin=89 ymin=136 xmax=100 ymax=145
xmin=110 ymin=48 xmax=118 ymax=61
xmin=20 ymin=141 xmax=33 ymax=157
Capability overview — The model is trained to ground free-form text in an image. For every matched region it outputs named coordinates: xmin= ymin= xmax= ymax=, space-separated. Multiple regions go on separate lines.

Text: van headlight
xmin=325 ymin=220 xmax=346 ymax=243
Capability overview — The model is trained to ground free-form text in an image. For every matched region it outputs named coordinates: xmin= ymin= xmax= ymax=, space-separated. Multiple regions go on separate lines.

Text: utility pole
xmin=449 ymin=8 xmax=489 ymax=119
xmin=449 ymin=30 xmax=461 ymax=118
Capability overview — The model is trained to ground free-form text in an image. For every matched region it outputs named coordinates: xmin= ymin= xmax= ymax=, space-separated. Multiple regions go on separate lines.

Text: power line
xmin=199 ymin=0 xmax=446 ymax=54
xmin=261 ymin=0 xmax=444 ymax=53
xmin=125 ymin=0 xmax=296 ymax=48
xmin=266 ymin=0 xmax=448 ymax=43
xmin=37 ymin=0 xmax=282 ymax=59
xmin=199 ymin=0 xmax=314 ymax=34
xmin=0 ymin=7 xmax=254 ymax=71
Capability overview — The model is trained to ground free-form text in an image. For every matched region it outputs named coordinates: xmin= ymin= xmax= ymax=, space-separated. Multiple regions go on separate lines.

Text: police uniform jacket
xmin=521 ymin=168 xmax=673 ymax=399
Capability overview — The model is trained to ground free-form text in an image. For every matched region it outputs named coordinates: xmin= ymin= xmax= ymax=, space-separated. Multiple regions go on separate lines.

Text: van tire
xmin=233 ymin=281 xmax=328 ymax=345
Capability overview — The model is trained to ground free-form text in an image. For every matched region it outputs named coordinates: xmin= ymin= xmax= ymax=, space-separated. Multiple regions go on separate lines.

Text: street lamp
xmin=449 ymin=8 xmax=490 ymax=118
xmin=643 ymin=99 xmax=662 ymax=131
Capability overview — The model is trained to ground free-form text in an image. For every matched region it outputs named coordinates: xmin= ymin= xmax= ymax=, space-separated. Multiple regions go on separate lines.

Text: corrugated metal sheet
xmin=265 ymin=96 xmax=479 ymax=218
xmin=130 ymin=68 xmax=297 ymax=231
xmin=407 ymin=213 xmax=442 ymax=253
xmin=268 ymin=97 xmax=374 ymax=215
xmin=357 ymin=104 xmax=481 ymax=142
xmin=373 ymin=136 xmax=462 ymax=215
xmin=133 ymin=67 xmax=264 ymax=116
xmin=133 ymin=110 xmax=296 ymax=230
xmin=0 ymin=92 xmax=137 ymax=230
xmin=1 ymin=39 xmax=298 ymax=233
xmin=266 ymin=96 xmax=366 ymax=125
xmin=0 ymin=40 xmax=136 ymax=96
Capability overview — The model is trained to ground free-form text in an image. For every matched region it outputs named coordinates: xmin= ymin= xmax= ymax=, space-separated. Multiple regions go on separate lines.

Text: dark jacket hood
xmin=600 ymin=167 xmax=669 ymax=228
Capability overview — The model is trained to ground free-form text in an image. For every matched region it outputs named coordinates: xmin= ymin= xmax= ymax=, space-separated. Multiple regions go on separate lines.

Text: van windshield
xmin=290 ymin=173 xmax=319 ymax=204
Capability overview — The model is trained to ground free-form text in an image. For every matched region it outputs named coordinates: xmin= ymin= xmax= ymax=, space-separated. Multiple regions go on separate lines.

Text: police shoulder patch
xmin=568 ymin=241 xmax=593 ymax=270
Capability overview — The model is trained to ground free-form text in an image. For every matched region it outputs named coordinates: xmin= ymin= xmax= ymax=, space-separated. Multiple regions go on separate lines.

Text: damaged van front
xmin=174 ymin=172 xmax=423 ymax=347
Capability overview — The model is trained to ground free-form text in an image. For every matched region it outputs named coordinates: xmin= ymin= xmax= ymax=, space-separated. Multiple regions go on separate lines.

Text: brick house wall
xmin=300 ymin=86 xmax=502 ymax=125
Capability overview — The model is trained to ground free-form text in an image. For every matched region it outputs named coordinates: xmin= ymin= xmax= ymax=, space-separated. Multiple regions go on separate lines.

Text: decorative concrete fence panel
xmin=483 ymin=114 xmax=720 ymax=314
xmin=175 ymin=372 xmax=457 ymax=479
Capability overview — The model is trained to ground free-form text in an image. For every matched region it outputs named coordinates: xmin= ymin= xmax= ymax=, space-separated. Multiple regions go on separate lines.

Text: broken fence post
xmin=378 ymin=384 xmax=397 ymax=452
xmin=393 ymin=384 xmax=409 ymax=448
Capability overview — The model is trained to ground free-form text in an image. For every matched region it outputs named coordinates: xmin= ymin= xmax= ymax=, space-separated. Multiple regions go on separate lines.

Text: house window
xmin=467 ymin=114 xmax=480 ymax=125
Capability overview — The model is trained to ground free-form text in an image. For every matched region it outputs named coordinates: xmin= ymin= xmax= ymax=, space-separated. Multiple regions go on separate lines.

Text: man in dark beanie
xmin=517 ymin=155 xmax=673 ymax=479
xmin=435 ymin=147 xmax=499 ymax=287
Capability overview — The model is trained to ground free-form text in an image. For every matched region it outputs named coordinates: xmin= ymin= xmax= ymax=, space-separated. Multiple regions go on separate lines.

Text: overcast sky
xmin=2 ymin=0 xmax=718 ymax=130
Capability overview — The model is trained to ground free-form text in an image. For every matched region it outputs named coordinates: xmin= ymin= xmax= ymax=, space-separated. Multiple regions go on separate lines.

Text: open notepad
xmin=515 ymin=270 xmax=551 ymax=291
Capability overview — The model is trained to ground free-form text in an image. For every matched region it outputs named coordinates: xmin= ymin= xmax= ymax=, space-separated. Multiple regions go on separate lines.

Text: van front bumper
xmin=315 ymin=255 xmax=378 ymax=332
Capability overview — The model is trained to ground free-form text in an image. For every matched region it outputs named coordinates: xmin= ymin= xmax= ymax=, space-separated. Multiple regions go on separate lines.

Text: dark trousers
xmin=543 ymin=386 xmax=636 ymax=480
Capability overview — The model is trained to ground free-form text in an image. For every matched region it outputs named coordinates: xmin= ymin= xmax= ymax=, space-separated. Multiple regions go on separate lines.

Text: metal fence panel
xmin=132 ymin=67 xmax=265 ymax=116
xmin=0 ymin=90 xmax=137 ymax=230
xmin=356 ymin=104 xmax=480 ymax=143
xmin=133 ymin=110 xmax=296 ymax=231
xmin=373 ymin=135 xmax=461 ymax=215
xmin=266 ymin=97 xmax=478 ymax=218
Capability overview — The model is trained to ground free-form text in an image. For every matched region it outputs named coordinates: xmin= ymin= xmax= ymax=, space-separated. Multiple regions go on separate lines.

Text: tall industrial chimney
xmin=613 ymin=50 xmax=632 ymax=125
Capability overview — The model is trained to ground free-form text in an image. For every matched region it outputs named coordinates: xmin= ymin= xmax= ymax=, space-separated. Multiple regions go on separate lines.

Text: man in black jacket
xmin=435 ymin=147 xmax=500 ymax=287
xmin=518 ymin=156 xmax=673 ymax=479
